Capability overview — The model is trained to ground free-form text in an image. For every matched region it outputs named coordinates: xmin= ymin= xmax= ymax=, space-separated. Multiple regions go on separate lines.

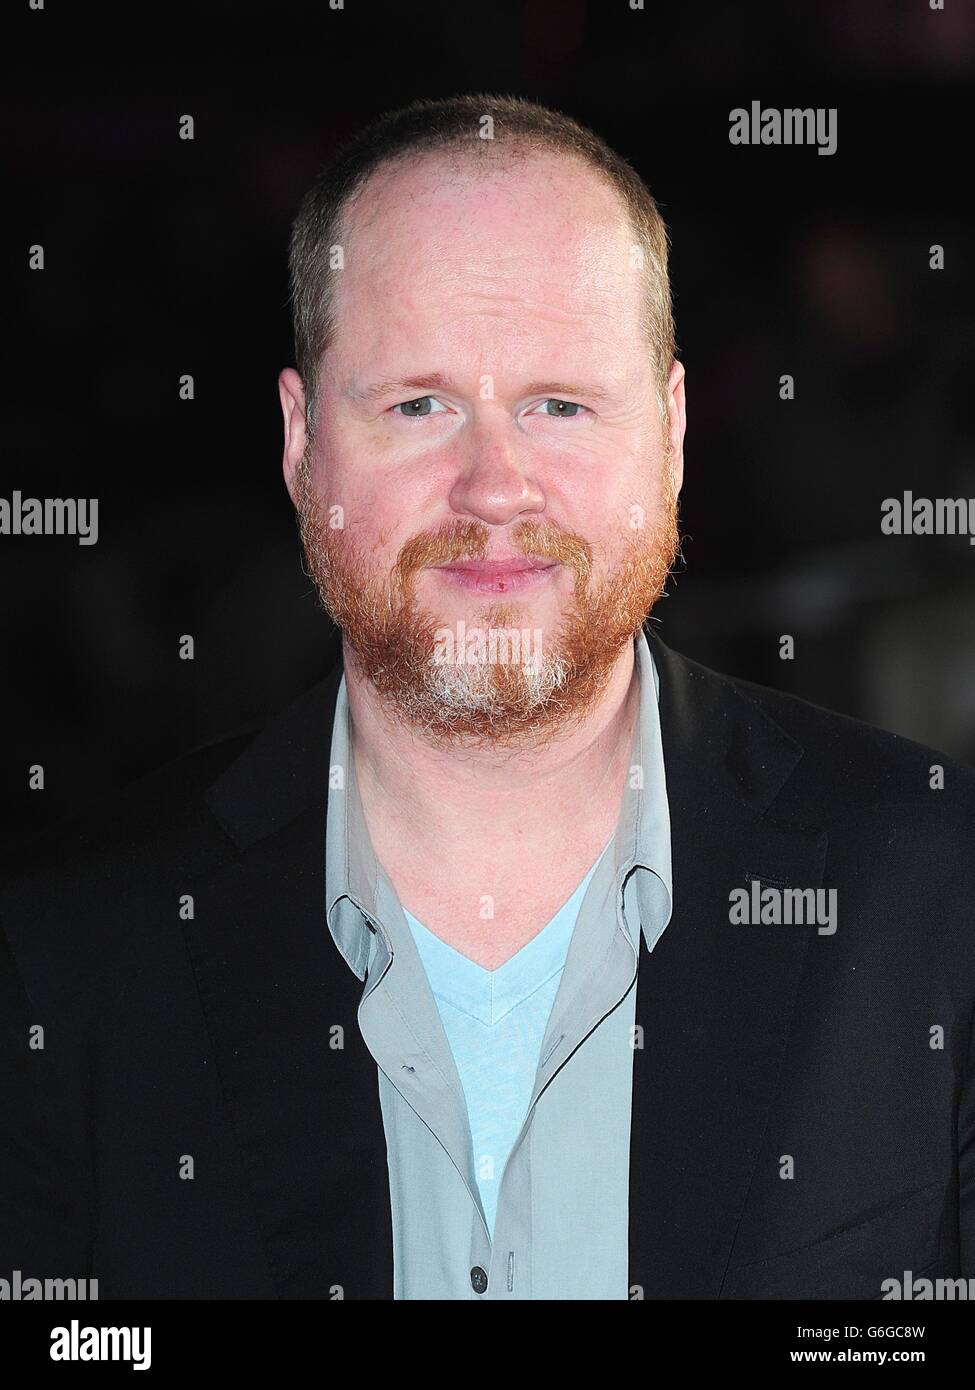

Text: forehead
xmin=330 ymin=149 xmax=643 ymax=366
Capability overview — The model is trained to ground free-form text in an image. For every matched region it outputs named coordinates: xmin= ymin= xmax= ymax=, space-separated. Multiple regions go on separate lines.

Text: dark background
xmin=2 ymin=0 xmax=973 ymax=846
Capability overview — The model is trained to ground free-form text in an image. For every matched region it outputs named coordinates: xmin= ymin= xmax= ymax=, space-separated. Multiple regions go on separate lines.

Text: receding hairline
xmin=334 ymin=138 xmax=641 ymax=248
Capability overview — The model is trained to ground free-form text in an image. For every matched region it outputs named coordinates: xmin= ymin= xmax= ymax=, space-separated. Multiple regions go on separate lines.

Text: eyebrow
xmin=349 ymin=373 xmax=453 ymax=403
xmin=348 ymin=373 xmax=614 ymax=404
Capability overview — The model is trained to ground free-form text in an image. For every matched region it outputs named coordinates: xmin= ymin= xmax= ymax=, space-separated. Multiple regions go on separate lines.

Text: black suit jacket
xmin=2 ymin=630 xmax=974 ymax=1299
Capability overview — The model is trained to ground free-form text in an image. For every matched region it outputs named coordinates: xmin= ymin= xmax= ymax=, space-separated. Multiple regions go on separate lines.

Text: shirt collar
xmin=325 ymin=625 xmax=673 ymax=975
xmin=614 ymin=625 xmax=673 ymax=952
xmin=324 ymin=673 xmax=379 ymax=978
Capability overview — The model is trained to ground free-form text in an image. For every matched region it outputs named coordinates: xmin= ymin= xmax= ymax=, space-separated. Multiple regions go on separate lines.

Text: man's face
xmin=285 ymin=149 xmax=685 ymax=748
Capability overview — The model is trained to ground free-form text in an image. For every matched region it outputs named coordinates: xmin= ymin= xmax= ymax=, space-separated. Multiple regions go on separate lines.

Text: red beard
xmin=295 ymin=456 xmax=680 ymax=750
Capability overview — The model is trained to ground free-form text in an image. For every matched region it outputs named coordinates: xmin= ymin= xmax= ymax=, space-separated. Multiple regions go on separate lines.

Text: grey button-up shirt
xmin=324 ymin=627 xmax=673 ymax=1298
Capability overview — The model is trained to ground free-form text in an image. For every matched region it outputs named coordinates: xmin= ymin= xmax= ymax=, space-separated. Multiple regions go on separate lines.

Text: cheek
xmin=343 ymin=483 xmax=433 ymax=560
xmin=324 ymin=440 xmax=412 ymax=522
xmin=562 ymin=454 xmax=650 ymax=528
xmin=585 ymin=471 xmax=671 ymax=560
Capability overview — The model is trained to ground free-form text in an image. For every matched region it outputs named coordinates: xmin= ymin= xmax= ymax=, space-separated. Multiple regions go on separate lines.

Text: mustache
xmin=392 ymin=519 xmax=593 ymax=594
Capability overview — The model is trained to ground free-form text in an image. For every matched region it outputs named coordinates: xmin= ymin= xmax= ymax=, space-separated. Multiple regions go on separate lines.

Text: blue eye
xmin=393 ymin=396 xmax=447 ymax=418
xmin=534 ymin=399 xmax=587 ymax=419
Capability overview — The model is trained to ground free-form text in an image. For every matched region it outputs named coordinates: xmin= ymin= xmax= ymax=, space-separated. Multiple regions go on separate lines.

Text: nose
xmin=447 ymin=415 xmax=546 ymax=528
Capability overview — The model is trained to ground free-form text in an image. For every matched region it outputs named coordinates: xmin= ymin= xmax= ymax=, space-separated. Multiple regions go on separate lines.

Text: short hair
xmin=287 ymin=93 xmax=675 ymax=431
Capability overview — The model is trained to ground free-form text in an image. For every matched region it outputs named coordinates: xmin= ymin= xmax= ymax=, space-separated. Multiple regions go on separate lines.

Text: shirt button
xmin=470 ymin=1266 xmax=488 ymax=1294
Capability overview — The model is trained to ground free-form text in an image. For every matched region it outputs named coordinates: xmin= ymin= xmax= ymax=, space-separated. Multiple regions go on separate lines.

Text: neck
xmin=345 ymin=635 xmax=641 ymax=856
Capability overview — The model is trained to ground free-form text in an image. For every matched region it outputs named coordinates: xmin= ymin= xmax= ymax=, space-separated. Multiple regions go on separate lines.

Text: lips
xmin=434 ymin=558 xmax=557 ymax=577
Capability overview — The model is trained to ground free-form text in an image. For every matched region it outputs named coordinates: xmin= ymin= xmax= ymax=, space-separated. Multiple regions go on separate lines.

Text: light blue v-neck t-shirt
xmin=402 ymin=846 xmax=609 ymax=1237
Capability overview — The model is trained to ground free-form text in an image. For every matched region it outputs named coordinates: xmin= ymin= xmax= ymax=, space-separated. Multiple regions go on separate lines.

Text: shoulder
xmin=0 ymin=722 xmax=261 ymax=1013
xmin=737 ymin=668 xmax=974 ymax=818
xmin=654 ymin=635 xmax=975 ymax=826
xmin=0 ymin=660 xmax=343 ymax=1013
xmin=654 ymin=638 xmax=975 ymax=975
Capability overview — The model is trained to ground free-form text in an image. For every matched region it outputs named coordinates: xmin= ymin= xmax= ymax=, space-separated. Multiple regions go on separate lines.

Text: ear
xmin=665 ymin=359 xmax=686 ymax=494
xmin=278 ymin=368 xmax=308 ymax=504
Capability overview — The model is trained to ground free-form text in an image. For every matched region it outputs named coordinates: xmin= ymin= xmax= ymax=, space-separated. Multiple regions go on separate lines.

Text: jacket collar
xmin=204 ymin=650 xmax=342 ymax=851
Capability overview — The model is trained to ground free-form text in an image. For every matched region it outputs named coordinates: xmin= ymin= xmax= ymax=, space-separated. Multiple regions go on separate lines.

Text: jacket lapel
xmin=629 ymin=632 xmax=828 ymax=1298
xmin=184 ymin=657 xmax=394 ymax=1299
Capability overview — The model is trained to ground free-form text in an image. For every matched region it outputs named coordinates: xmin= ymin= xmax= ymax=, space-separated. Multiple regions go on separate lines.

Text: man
xmin=2 ymin=94 xmax=974 ymax=1301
